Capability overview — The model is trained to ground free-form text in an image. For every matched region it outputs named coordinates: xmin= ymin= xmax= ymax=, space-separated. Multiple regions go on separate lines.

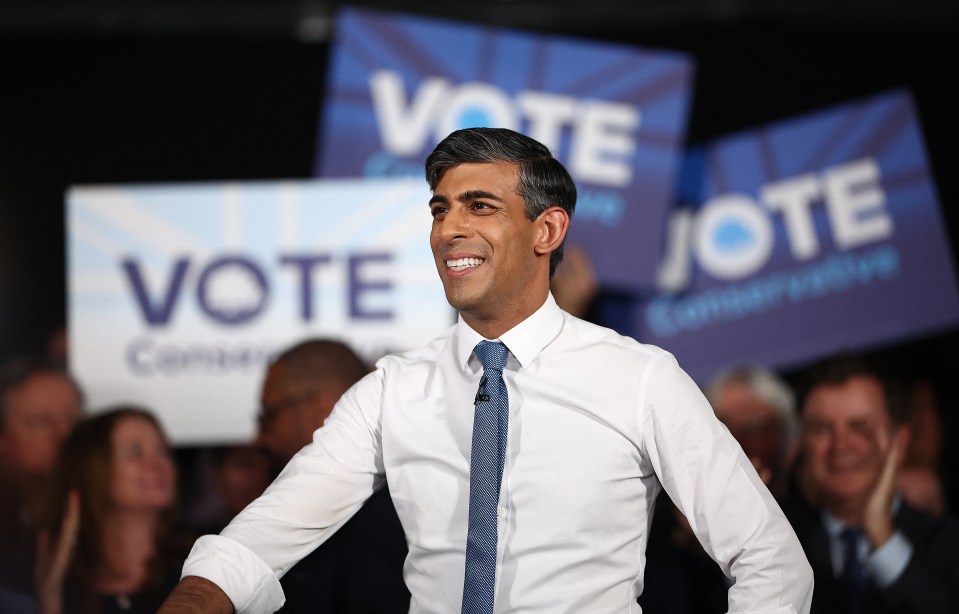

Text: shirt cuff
xmin=181 ymin=534 xmax=286 ymax=614
xmin=867 ymin=530 xmax=912 ymax=588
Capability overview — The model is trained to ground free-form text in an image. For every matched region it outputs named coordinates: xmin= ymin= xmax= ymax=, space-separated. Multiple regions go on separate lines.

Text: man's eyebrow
xmin=461 ymin=190 xmax=504 ymax=202
xmin=429 ymin=190 xmax=504 ymax=207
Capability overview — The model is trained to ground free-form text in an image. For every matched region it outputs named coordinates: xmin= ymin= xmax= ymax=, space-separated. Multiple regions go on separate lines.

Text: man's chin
xmin=442 ymin=286 xmax=480 ymax=313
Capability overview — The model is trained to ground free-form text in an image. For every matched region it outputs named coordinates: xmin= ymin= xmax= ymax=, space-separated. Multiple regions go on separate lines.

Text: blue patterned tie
xmin=840 ymin=527 xmax=868 ymax=614
xmin=462 ymin=340 xmax=510 ymax=614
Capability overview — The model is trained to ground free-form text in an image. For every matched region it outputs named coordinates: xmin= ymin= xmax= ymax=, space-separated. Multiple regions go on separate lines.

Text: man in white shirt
xmin=159 ymin=127 xmax=813 ymax=613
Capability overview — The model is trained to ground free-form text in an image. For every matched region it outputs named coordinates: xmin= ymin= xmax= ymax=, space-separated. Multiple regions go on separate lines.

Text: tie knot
xmin=474 ymin=341 xmax=509 ymax=373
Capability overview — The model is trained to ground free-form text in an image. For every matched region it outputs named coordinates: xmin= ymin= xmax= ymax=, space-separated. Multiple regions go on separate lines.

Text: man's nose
xmin=830 ymin=427 xmax=854 ymax=452
xmin=437 ymin=206 xmax=471 ymax=242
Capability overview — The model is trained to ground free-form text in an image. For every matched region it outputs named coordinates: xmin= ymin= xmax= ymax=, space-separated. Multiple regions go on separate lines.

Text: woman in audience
xmin=35 ymin=406 xmax=190 ymax=614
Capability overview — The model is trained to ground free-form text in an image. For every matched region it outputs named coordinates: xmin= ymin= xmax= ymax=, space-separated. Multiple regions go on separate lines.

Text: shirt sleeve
xmin=639 ymin=353 xmax=814 ymax=614
xmin=179 ymin=368 xmax=389 ymax=614
xmin=868 ymin=530 xmax=912 ymax=587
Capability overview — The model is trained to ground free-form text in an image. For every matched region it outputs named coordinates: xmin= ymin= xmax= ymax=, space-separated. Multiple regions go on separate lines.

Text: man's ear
xmin=533 ymin=206 xmax=570 ymax=257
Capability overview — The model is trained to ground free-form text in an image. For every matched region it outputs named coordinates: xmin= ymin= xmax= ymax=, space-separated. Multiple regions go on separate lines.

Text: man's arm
xmin=642 ymin=354 xmax=814 ymax=613
xmin=158 ymin=576 xmax=233 ymax=614
xmin=164 ymin=368 xmax=390 ymax=613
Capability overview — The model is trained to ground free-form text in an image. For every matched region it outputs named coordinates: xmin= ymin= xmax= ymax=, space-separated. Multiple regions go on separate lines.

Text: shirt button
xmin=497 ymin=505 xmax=506 ymax=517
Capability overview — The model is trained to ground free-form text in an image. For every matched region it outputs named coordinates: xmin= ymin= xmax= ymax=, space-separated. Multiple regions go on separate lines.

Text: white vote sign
xmin=67 ymin=178 xmax=452 ymax=445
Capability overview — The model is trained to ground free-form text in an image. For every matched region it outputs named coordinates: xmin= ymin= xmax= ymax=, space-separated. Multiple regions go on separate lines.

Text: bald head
xmin=273 ymin=339 xmax=371 ymax=395
xmin=256 ymin=339 xmax=370 ymax=465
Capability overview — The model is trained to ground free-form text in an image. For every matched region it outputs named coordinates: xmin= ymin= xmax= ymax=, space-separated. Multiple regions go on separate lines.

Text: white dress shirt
xmin=182 ymin=294 xmax=813 ymax=613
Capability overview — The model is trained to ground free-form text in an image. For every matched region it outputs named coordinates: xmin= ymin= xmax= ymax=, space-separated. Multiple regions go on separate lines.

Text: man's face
xmin=256 ymin=363 xmax=329 ymax=466
xmin=713 ymin=381 xmax=783 ymax=473
xmin=0 ymin=372 xmax=82 ymax=477
xmin=801 ymin=375 xmax=895 ymax=511
xmin=429 ymin=162 xmax=542 ymax=331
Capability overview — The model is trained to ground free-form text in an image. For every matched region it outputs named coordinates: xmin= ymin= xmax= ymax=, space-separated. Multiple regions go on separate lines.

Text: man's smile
xmin=446 ymin=257 xmax=485 ymax=272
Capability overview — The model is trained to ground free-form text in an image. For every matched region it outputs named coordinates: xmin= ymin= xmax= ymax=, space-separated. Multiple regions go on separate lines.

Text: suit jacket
xmin=780 ymin=496 xmax=959 ymax=614
xmin=278 ymin=486 xmax=410 ymax=613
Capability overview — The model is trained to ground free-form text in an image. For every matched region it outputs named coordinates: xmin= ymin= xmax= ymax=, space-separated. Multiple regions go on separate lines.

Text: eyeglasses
xmin=256 ymin=389 xmax=318 ymax=428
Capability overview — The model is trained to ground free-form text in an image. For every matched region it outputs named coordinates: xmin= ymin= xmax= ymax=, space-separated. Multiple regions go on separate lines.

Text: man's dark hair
xmin=0 ymin=357 xmax=84 ymax=432
xmin=798 ymin=354 xmax=910 ymax=425
xmin=425 ymin=127 xmax=577 ymax=277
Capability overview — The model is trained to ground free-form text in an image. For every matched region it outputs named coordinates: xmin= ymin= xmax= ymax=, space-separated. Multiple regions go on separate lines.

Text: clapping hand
xmin=862 ymin=426 xmax=908 ymax=549
xmin=35 ymin=489 xmax=81 ymax=614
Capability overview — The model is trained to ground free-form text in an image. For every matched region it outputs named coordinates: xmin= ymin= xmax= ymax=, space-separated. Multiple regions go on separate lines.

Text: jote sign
xmin=68 ymin=178 xmax=451 ymax=444
xmin=638 ymin=90 xmax=959 ymax=382
xmin=316 ymin=7 xmax=694 ymax=290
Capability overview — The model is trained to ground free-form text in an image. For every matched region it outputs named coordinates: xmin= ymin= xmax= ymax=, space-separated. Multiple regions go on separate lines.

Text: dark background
xmin=2 ymin=0 xmax=958 ymax=505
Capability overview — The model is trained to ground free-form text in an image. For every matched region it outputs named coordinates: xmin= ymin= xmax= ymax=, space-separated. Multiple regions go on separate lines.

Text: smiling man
xmin=160 ymin=128 xmax=812 ymax=614
xmin=782 ymin=355 xmax=959 ymax=613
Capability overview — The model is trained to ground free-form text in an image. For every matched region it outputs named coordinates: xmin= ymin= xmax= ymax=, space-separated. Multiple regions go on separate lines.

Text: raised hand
xmin=862 ymin=426 xmax=907 ymax=549
xmin=35 ymin=489 xmax=81 ymax=614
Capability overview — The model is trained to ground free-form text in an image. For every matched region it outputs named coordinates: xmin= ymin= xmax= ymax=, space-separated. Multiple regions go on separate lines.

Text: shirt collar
xmin=453 ymin=293 xmax=564 ymax=371
xmin=821 ymin=509 xmax=846 ymax=540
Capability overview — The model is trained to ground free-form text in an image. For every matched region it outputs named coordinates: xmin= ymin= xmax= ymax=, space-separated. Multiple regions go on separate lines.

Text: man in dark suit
xmin=782 ymin=355 xmax=959 ymax=613
xmin=255 ymin=338 xmax=409 ymax=613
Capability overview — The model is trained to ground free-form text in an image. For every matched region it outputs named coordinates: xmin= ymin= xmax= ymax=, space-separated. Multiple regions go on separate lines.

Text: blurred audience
xmin=35 ymin=406 xmax=190 ymax=614
xmin=781 ymin=354 xmax=959 ymax=614
xmin=0 ymin=358 xmax=83 ymax=599
xmin=246 ymin=338 xmax=409 ymax=613
xmin=904 ymin=379 xmax=943 ymax=474
xmin=896 ymin=465 xmax=946 ymax=518
xmin=184 ymin=444 xmax=273 ymax=536
xmin=894 ymin=378 xmax=948 ymax=516
xmin=549 ymin=244 xmax=599 ymax=319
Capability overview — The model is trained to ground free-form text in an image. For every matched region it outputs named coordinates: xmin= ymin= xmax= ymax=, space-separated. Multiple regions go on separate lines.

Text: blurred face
xmin=256 ymin=362 xmax=329 ymax=466
xmin=214 ymin=446 xmax=272 ymax=515
xmin=714 ymin=381 xmax=783 ymax=471
xmin=429 ymin=162 xmax=543 ymax=335
xmin=110 ymin=415 xmax=176 ymax=512
xmin=0 ymin=372 xmax=82 ymax=477
xmin=801 ymin=375 xmax=894 ymax=512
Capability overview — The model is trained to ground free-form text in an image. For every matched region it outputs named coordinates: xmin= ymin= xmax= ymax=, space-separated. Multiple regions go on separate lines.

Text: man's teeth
xmin=447 ymin=257 xmax=484 ymax=271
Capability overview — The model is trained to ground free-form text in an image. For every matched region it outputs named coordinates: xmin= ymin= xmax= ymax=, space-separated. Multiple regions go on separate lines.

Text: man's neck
xmin=462 ymin=292 xmax=549 ymax=340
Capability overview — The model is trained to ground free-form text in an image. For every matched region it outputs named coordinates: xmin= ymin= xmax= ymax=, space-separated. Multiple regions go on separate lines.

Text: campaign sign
xmin=315 ymin=7 xmax=694 ymax=290
xmin=636 ymin=90 xmax=959 ymax=382
xmin=67 ymin=178 xmax=451 ymax=445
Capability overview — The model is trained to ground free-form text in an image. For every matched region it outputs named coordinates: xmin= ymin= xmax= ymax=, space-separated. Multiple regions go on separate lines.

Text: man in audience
xmin=253 ymin=338 xmax=409 ymax=613
xmin=782 ymin=354 xmax=959 ymax=613
xmin=0 ymin=358 xmax=83 ymax=597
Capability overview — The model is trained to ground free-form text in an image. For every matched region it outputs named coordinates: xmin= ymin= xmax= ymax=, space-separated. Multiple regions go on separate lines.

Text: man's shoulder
xmin=373 ymin=323 xmax=457 ymax=368
xmin=558 ymin=313 xmax=674 ymax=366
